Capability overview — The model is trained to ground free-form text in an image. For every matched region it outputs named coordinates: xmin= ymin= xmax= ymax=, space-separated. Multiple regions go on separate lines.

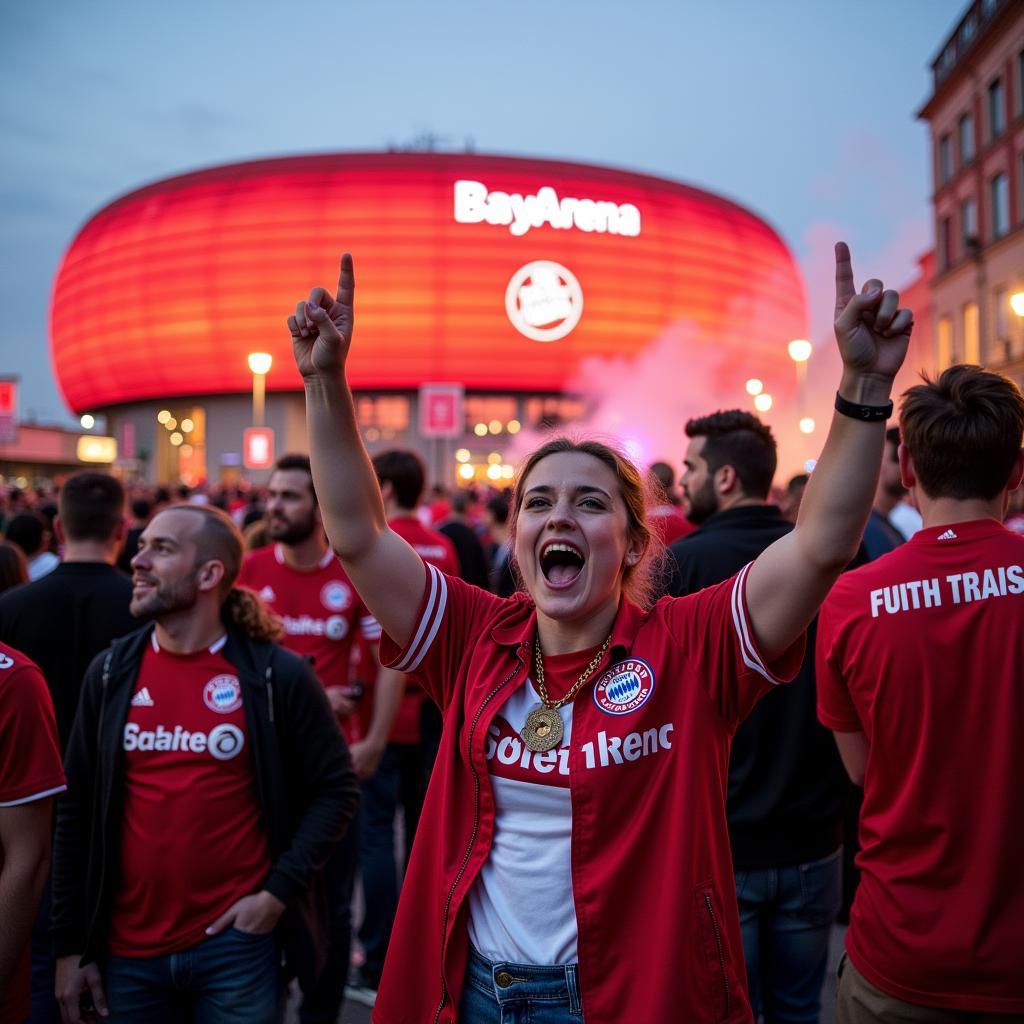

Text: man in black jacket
xmin=52 ymin=505 xmax=356 ymax=1024
xmin=667 ymin=410 xmax=848 ymax=1024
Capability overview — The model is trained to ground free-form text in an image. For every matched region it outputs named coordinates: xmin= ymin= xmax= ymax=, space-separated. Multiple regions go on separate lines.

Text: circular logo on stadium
xmin=320 ymin=580 xmax=352 ymax=611
xmin=505 ymin=261 xmax=583 ymax=342
xmin=203 ymin=674 xmax=242 ymax=714
xmin=325 ymin=615 xmax=349 ymax=641
xmin=593 ymin=659 xmax=655 ymax=716
xmin=208 ymin=723 xmax=244 ymax=761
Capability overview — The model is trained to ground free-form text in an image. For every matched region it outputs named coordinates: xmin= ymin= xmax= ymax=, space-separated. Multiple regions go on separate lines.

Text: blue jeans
xmin=735 ymin=847 xmax=843 ymax=1024
xmin=103 ymin=927 xmax=281 ymax=1024
xmin=459 ymin=946 xmax=583 ymax=1023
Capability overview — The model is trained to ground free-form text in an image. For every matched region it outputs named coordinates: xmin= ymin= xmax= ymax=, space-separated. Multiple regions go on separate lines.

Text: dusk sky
xmin=1 ymin=0 xmax=963 ymax=426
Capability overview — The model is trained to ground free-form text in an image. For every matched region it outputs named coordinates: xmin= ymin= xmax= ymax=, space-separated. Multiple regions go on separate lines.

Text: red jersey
xmin=238 ymin=544 xmax=380 ymax=743
xmin=374 ymin=561 xmax=803 ymax=1023
xmin=387 ymin=516 xmax=459 ymax=745
xmin=816 ymin=519 xmax=1024 ymax=1013
xmin=649 ymin=503 xmax=696 ymax=545
xmin=108 ymin=634 xmax=271 ymax=956
xmin=0 ymin=642 xmax=65 ymax=1023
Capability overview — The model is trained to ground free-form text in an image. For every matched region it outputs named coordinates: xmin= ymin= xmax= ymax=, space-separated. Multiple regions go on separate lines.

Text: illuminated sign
xmin=454 ymin=180 xmax=641 ymax=237
xmin=505 ymin=262 xmax=583 ymax=342
xmin=0 ymin=378 xmax=17 ymax=445
xmin=419 ymin=384 xmax=465 ymax=438
xmin=77 ymin=435 xmax=117 ymax=463
xmin=243 ymin=428 xmax=274 ymax=469
xmin=50 ymin=153 xmax=808 ymax=410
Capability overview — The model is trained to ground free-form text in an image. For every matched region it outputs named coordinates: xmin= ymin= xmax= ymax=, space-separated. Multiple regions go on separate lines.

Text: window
xmin=963 ymin=303 xmax=980 ymax=364
xmin=465 ymin=395 xmax=518 ymax=434
xmin=958 ymin=113 xmax=974 ymax=164
xmin=958 ymin=15 xmax=975 ymax=48
xmin=938 ymin=134 xmax=953 ymax=184
xmin=991 ymin=173 xmax=1009 ymax=238
xmin=355 ymin=395 xmax=410 ymax=441
xmin=1019 ymin=49 xmax=1024 ymax=115
xmin=939 ymin=216 xmax=953 ymax=270
xmin=1019 ymin=48 xmax=1024 ymax=115
xmin=988 ymin=79 xmax=1005 ymax=139
xmin=937 ymin=315 xmax=953 ymax=368
xmin=937 ymin=44 xmax=956 ymax=82
xmin=961 ymin=198 xmax=978 ymax=250
xmin=994 ymin=286 xmax=1009 ymax=343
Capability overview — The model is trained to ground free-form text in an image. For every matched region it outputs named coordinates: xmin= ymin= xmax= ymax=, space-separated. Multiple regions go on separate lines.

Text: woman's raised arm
xmin=744 ymin=242 xmax=912 ymax=660
xmin=289 ymin=253 xmax=426 ymax=647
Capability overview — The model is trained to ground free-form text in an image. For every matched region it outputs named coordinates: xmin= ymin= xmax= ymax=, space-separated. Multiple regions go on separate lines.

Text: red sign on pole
xmin=0 ymin=378 xmax=18 ymax=444
xmin=419 ymin=384 xmax=464 ymax=439
xmin=243 ymin=427 xmax=274 ymax=469
xmin=120 ymin=421 xmax=136 ymax=460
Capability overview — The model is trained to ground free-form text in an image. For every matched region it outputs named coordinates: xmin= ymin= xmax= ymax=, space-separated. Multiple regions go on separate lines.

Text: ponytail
xmin=221 ymin=586 xmax=284 ymax=643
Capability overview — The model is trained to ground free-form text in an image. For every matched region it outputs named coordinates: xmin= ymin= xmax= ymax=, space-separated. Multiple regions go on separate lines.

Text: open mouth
xmin=539 ymin=541 xmax=585 ymax=587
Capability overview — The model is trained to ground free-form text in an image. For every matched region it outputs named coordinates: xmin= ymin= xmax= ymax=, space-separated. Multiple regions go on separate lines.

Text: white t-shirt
xmin=467 ymin=676 xmax=577 ymax=965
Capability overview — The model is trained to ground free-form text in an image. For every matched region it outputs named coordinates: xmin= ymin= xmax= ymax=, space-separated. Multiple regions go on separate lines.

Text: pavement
xmin=287 ymin=925 xmax=846 ymax=1023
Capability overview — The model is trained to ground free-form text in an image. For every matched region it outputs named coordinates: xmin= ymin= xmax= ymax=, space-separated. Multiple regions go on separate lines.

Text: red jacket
xmin=376 ymin=563 xmax=803 ymax=1024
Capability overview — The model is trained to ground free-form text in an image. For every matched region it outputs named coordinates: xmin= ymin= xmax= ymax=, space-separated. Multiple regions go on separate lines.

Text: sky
xmin=0 ymin=0 xmax=964 ymax=429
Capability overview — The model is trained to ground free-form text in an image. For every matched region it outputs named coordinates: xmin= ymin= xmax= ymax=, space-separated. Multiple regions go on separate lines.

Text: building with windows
xmin=50 ymin=152 xmax=809 ymax=486
xmin=918 ymin=0 xmax=1024 ymax=388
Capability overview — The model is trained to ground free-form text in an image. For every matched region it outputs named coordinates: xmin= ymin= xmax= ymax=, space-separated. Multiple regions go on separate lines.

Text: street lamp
xmin=247 ymin=352 xmax=273 ymax=427
xmin=788 ymin=338 xmax=813 ymax=429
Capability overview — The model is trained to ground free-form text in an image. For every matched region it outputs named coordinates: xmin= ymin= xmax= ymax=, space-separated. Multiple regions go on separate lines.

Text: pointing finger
xmin=834 ymin=242 xmax=856 ymax=316
xmin=335 ymin=252 xmax=354 ymax=307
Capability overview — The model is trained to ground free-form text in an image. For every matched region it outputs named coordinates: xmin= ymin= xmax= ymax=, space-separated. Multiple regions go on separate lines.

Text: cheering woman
xmin=289 ymin=243 xmax=910 ymax=1024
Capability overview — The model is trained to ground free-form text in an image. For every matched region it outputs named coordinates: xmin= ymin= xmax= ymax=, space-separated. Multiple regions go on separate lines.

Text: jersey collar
xmin=150 ymin=632 xmax=228 ymax=655
xmin=489 ymin=596 xmax=649 ymax=659
xmin=274 ymin=543 xmax=335 ymax=570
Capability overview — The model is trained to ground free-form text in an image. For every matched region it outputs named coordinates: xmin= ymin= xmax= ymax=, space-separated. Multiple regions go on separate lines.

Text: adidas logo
xmin=937 ymin=528 xmax=958 ymax=541
xmin=131 ymin=687 xmax=155 ymax=707
xmin=259 ymin=586 xmax=276 ymax=602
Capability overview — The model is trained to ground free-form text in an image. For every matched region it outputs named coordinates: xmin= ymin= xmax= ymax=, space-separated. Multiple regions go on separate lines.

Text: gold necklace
xmin=520 ymin=632 xmax=613 ymax=753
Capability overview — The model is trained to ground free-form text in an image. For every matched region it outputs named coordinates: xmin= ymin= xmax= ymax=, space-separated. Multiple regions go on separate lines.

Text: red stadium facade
xmin=50 ymin=153 xmax=809 ymax=484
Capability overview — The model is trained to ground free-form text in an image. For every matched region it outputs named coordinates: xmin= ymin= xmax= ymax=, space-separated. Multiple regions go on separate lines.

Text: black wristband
xmin=834 ymin=391 xmax=893 ymax=421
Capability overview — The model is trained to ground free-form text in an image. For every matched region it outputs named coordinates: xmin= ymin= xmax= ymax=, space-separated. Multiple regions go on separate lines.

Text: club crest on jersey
xmin=593 ymin=659 xmax=655 ymax=716
xmin=320 ymin=581 xmax=352 ymax=611
xmin=0 ymin=654 xmax=13 ymax=670
xmin=203 ymin=675 xmax=242 ymax=714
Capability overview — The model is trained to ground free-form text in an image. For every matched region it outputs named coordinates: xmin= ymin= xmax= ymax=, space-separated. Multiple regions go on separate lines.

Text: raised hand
xmin=288 ymin=252 xmax=355 ymax=379
xmin=833 ymin=241 xmax=912 ymax=383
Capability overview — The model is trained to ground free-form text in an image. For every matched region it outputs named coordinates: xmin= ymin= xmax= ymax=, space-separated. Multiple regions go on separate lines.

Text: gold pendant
xmin=521 ymin=707 xmax=564 ymax=752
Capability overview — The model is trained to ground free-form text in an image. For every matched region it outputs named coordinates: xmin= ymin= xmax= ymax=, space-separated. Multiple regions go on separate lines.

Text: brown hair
xmin=899 ymin=365 xmax=1024 ymax=501
xmin=172 ymin=504 xmax=283 ymax=643
xmin=684 ymin=410 xmax=777 ymax=500
xmin=509 ymin=437 xmax=665 ymax=608
xmin=0 ymin=541 xmax=27 ymax=594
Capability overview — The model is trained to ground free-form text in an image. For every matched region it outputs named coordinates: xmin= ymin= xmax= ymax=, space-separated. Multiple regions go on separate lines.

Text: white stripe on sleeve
xmin=394 ymin=564 xmax=448 ymax=673
xmin=730 ymin=562 xmax=779 ymax=684
xmin=360 ymin=617 xmax=382 ymax=641
xmin=0 ymin=783 xmax=67 ymax=807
